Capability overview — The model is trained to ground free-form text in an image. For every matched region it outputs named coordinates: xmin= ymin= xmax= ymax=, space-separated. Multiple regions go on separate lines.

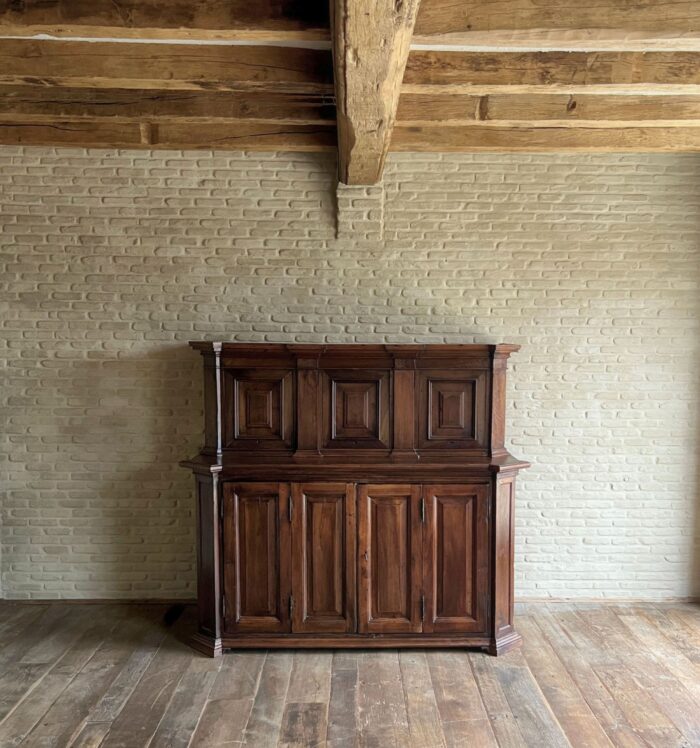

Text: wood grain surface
xmin=0 ymin=600 xmax=698 ymax=746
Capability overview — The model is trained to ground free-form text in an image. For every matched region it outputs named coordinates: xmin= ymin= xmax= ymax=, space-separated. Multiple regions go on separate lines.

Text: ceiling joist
xmin=0 ymin=120 xmax=336 ymax=150
xmin=3 ymin=0 xmax=700 ymax=50
xmin=0 ymin=39 xmax=333 ymax=94
xmin=412 ymin=0 xmax=700 ymax=49
xmin=0 ymin=0 xmax=329 ymax=41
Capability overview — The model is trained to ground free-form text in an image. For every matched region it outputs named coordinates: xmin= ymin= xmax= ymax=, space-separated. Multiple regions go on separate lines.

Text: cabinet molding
xmin=183 ymin=343 xmax=529 ymax=656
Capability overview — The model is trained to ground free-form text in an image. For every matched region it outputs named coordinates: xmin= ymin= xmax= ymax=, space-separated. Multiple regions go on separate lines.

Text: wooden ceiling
xmin=1 ymin=1 xmax=700 ymax=183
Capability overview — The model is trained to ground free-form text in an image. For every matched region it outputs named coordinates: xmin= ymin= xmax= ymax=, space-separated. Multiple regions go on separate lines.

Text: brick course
xmin=1 ymin=149 xmax=699 ymax=600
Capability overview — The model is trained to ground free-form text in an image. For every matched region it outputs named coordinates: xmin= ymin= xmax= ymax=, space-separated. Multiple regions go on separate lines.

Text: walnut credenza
xmin=181 ymin=343 xmax=528 ymax=656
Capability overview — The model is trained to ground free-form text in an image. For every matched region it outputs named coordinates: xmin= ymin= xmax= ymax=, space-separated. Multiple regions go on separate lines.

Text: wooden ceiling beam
xmin=0 ymin=86 xmax=335 ymax=125
xmin=331 ymin=0 xmax=421 ymax=185
xmin=3 ymin=0 xmax=698 ymax=49
xmin=397 ymin=93 xmax=700 ymax=127
xmin=403 ymin=51 xmax=700 ymax=93
xmin=0 ymin=0 xmax=329 ymax=41
xmin=413 ymin=0 xmax=700 ymax=49
xmin=0 ymin=39 xmax=333 ymax=94
xmin=7 ymin=86 xmax=700 ymax=130
xmin=392 ymin=124 xmax=700 ymax=151
xmin=5 ymin=120 xmax=700 ymax=152
xmin=0 ymin=120 xmax=336 ymax=150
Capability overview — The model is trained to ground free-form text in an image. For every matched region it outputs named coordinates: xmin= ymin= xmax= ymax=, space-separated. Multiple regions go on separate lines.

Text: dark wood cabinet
xmin=184 ymin=343 xmax=528 ymax=656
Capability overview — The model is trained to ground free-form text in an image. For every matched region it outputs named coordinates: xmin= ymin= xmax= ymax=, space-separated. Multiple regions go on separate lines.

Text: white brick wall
xmin=1 ymin=148 xmax=699 ymax=600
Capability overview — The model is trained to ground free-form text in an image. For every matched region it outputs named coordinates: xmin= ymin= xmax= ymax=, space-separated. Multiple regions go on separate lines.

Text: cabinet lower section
xmin=192 ymin=476 xmax=522 ymax=657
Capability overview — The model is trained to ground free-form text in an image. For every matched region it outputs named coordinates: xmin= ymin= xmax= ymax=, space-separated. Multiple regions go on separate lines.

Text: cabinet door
xmin=222 ymin=482 xmax=291 ymax=633
xmin=358 ymin=484 xmax=423 ymax=634
xmin=423 ymin=484 xmax=489 ymax=633
xmin=291 ymin=483 xmax=356 ymax=633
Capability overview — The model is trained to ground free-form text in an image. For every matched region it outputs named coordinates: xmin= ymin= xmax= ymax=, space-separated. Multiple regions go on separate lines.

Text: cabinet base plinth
xmin=190 ymin=631 xmax=223 ymax=658
xmin=487 ymin=630 xmax=523 ymax=656
xmin=214 ymin=634 xmax=491 ymax=650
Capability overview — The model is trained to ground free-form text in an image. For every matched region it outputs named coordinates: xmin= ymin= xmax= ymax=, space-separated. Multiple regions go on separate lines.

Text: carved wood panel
xmin=423 ymin=484 xmax=489 ymax=633
xmin=223 ymin=369 xmax=294 ymax=450
xmin=291 ymin=483 xmax=356 ymax=633
xmin=358 ymin=484 xmax=422 ymax=633
xmin=223 ymin=483 xmax=291 ymax=633
xmin=321 ymin=369 xmax=391 ymax=449
xmin=418 ymin=369 xmax=488 ymax=450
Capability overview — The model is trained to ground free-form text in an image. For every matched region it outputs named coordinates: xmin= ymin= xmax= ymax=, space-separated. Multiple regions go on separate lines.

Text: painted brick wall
xmin=1 ymin=149 xmax=699 ymax=600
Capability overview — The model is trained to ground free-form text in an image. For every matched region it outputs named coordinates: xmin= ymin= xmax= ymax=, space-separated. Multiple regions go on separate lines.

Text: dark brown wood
xmin=491 ymin=475 xmax=522 ymax=655
xmin=417 ymin=368 xmax=488 ymax=451
xmin=222 ymin=482 xmax=292 ymax=634
xmin=223 ymin=369 xmax=295 ymax=451
xmin=321 ymin=369 xmax=391 ymax=449
xmin=195 ymin=473 xmax=222 ymax=647
xmin=423 ymin=484 xmax=489 ymax=634
xmin=358 ymin=484 xmax=423 ymax=634
xmin=184 ymin=343 xmax=527 ymax=655
xmin=291 ymin=483 xmax=356 ymax=633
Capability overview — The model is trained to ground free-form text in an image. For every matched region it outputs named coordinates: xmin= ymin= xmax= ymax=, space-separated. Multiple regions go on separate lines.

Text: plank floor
xmin=0 ymin=602 xmax=698 ymax=747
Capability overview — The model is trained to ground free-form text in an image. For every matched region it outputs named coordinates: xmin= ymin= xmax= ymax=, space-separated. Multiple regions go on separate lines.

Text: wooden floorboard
xmin=0 ymin=601 xmax=698 ymax=747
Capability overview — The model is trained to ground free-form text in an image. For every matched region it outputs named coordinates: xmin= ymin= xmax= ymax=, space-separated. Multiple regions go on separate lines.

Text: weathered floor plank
xmin=0 ymin=602 xmax=697 ymax=748
xmin=399 ymin=651 xmax=447 ymax=748
xmin=326 ymin=653 xmax=358 ymax=748
xmin=517 ymin=615 xmax=613 ymax=748
xmin=357 ymin=650 xmax=411 ymax=747
xmin=240 ymin=651 xmax=294 ymax=747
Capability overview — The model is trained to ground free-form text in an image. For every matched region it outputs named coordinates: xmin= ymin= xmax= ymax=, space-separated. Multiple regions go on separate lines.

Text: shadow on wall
xmin=3 ymin=344 xmax=203 ymax=600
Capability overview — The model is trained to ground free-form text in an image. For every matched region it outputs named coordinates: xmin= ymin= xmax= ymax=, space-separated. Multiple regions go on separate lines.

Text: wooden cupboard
xmin=182 ymin=343 xmax=528 ymax=656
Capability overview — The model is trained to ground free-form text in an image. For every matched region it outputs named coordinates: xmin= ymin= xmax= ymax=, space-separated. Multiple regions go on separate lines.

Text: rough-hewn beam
xmin=397 ymin=93 xmax=700 ymax=127
xmin=4 ymin=121 xmax=698 ymax=152
xmin=0 ymin=86 xmax=335 ymax=125
xmin=3 ymin=0 xmax=698 ymax=48
xmin=0 ymin=39 xmax=333 ymax=94
xmin=403 ymin=51 xmax=700 ymax=93
xmin=0 ymin=0 xmax=329 ymax=41
xmin=331 ymin=0 xmax=421 ymax=185
xmin=8 ymin=86 xmax=700 ymax=129
xmin=0 ymin=120 xmax=336 ymax=150
xmin=413 ymin=0 xmax=700 ymax=49
xmin=392 ymin=124 xmax=700 ymax=151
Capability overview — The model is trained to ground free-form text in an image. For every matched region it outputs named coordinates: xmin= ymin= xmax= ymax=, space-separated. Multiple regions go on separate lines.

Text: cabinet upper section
xmin=190 ymin=343 xmax=522 ymax=467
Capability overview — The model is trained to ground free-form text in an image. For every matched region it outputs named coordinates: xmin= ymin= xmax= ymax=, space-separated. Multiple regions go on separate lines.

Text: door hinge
xmin=219 ymin=498 xmax=224 ymax=521
xmin=288 ymin=495 xmax=293 ymax=523
xmin=420 ymin=497 xmax=425 ymax=524
xmin=289 ymin=595 xmax=295 ymax=618
xmin=222 ymin=592 xmax=226 ymax=616
xmin=420 ymin=594 xmax=425 ymax=622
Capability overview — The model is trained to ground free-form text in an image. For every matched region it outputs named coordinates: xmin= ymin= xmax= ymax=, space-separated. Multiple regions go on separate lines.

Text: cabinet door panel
xmin=291 ymin=483 xmax=356 ymax=633
xmin=423 ymin=484 xmax=488 ymax=633
xmin=223 ymin=482 xmax=291 ymax=633
xmin=358 ymin=484 xmax=422 ymax=634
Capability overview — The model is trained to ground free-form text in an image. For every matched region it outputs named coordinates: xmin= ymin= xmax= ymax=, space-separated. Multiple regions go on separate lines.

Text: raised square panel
xmin=335 ymin=381 xmax=378 ymax=437
xmin=418 ymin=370 xmax=487 ymax=450
xmin=223 ymin=369 xmax=294 ymax=450
xmin=322 ymin=370 xmax=391 ymax=449
xmin=431 ymin=379 xmax=474 ymax=438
